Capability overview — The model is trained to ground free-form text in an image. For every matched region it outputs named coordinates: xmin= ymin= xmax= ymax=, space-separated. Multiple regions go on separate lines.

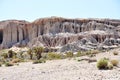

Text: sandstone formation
xmin=0 ymin=17 xmax=120 ymax=51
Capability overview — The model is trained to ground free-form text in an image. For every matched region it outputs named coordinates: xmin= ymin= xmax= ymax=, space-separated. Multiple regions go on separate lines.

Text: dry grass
xmin=113 ymin=51 xmax=118 ymax=55
xmin=11 ymin=58 xmax=21 ymax=63
xmin=110 ymin=60 xmax=119 ymax=66
xmin=107 ymin=63 xmax=113 ymax=70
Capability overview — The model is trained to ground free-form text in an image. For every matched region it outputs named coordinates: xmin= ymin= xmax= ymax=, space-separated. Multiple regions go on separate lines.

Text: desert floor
xmin=0 ymin=49 xmax=120 ymax=80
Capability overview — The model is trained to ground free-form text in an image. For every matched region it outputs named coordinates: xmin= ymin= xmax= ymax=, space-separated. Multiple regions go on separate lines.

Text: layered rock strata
xmin=0 ymin=17 xmax=120 ymax=51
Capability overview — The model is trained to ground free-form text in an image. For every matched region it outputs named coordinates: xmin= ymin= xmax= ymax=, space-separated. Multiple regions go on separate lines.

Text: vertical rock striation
xmin=0 ymin=17 xmax=120 ymax=51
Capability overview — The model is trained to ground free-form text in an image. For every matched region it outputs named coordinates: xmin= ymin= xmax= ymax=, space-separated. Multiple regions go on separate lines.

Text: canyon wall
xmin=0 ymin=17 xmax=120 ymax=51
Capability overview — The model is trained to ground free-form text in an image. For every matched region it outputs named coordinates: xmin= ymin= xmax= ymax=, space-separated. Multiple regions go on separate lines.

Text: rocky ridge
xmin=0 ymin=17 xmax=120 ymax=52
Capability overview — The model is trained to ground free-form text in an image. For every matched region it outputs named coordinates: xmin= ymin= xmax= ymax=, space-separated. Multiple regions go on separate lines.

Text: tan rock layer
xmin=0 ymin=17 xmax=120 ymax=49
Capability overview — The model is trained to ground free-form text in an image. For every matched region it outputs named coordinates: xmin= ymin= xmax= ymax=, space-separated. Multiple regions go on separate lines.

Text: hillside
xmin=0 ymin=17 xmax=120 ymax=52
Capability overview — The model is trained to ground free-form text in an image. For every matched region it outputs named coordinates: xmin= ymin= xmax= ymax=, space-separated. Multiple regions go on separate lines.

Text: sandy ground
xmin=0 ymin=49 xmax=120 ymax=80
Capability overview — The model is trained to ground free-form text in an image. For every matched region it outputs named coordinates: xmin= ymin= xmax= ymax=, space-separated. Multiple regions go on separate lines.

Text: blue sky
xmin=0 ymin=0 xmax=120 ymax=21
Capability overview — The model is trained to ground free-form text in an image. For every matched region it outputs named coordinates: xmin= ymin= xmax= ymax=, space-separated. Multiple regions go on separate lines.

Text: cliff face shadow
xmin=0 ymin=30 xmax=3 ymax=44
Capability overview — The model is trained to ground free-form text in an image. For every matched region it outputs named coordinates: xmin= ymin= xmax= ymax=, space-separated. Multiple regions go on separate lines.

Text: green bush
xmin=110 ymin=60 xmax=119 ymax=66
xmin=33 ymin=47 xmax=44 ymax=60
xmin=11 ymin=58 xmax=21 ymax=63
xmin=5 ymin=62 xmax=14 ymax=67
xmin=76 ymin=51 xmax=82 ymax=57
xmin=27 ymin=49 xmax=33 ymax=60
xmin=97 ymin=58 xmax=108 ymax=69
xmin=47 ymin=52 xmax=62 ymax=60
xmin=8 ymin=50 xmax=17 ymax=58
xmin=85 ymin=50 xmax=99 ymax=56
xmin=66 ymin=52 xmax=74 ymax=58
xmin=0 ymin=58 xmax=6 ymax=64
xmin=1 ymin=53 xmax=8 ymax=58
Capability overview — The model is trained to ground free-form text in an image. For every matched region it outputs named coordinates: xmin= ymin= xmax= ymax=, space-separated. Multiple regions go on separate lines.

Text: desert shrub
xmin=110 ymin=60 xmax=119 ymax=66
xmin=1 ymin=53 xmax=8 ymax=58
xmin=27 ymin=49 xmax=33 ymax=60
xmin=97 ymin=58 xmax=108 ymax=69
xmin=0 ymin=58 xmax=6 ymax=64
xmin=113 ymin=51 xmax=118 ymax=55
xmin=86 ymin=50 xmax=99 ymax=56
xmin=33 ymin=59 xmax=46 ymax=64
xmin=65 ymin=52 xmax=74 ymax=58
xmin=107 ymin=63 xmax=113 ymax=70
xmin=33 ymin=47 xmax=44 ymax=60
xmin=5 ymin=62 xmax=14 ymax=67
xmin=76 ymin=51 xmax=82 ymax=57
xmin=7 ymin=50 xmax=17 ymax=58
xmin=11 ymin=58 xmax=21 ymax=63
xmin=47 ymin=52 xmax=62 ymax=60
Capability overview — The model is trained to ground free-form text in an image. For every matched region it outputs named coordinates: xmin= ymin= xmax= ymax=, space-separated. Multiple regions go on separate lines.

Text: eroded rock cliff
xmin=0 ymin=17 xmax=120 ymax=51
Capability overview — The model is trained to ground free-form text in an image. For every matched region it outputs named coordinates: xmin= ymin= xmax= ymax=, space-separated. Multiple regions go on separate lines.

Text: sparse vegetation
xmin=47 ymin=52 xmax=63 ymax=60
xmin=110 ymin=60 xmax=119 ymax=66
xmin=0 ymin=46 xmax=119 ymax=71
xmin=33 ymin=47 xmax=44 ymax=60
xmin=85 ymin=50 xmax=99 ymax=57
xmin=97 ymin=57 xmax=119 ymax=70
xmin=27 ymin=49 xmax=33 ymax=60
xmin=76 ymin=51 xmax=82 ymax=57
xmin=1 ymin=50 xmax=17 ymax=59
xmin=97 ymin=58 xmax=108 ymax=69
xmin=11 ymin=58 xmax=21 ymax=63
xmin=65 ymin=52 xmax=74 ymax=58
xmin=8 ymin=50 xmax=17 ymax=58
xmin=1 ymin=53 xmax=8 ymax=58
